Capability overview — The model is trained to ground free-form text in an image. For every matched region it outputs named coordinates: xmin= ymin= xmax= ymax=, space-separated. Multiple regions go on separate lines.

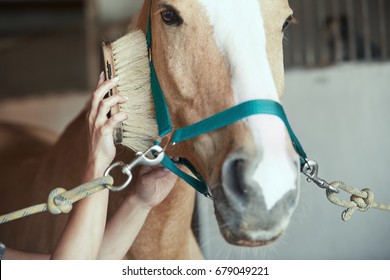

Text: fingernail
xmin=99 ymin=71 xmax=104 ymax=79
xmin=111 ymin=77 xmax=119 ymax=83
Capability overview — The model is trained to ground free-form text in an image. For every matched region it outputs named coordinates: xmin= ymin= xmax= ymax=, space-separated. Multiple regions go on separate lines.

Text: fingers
xmin=134 ymin=162 xmax=179 ymax=208
xmin=103 ymin=111 xmax=128 ymax=134
xmin=87 ymin=72 xmax=106 ymax=112
xmin=139 ymin=165 xmax=165 ymax=175
xmin=88 ymin=74 xmax=129 ymax=132
xmin=138 ymin=166 xmax=154 ymax=176
xmin=138 ymin=159 xmax=180 ymax=177
xmin=138 ymin=165 xmax=169 ymax=177
xmin=95 ymin=94 xmax=128 ymax=127
xmin=138 ymin=164 xmax=178 ymax=187
xmin=97 ymin=71 xmax=105 ymax=88
xmin=90 ymin=77 xmax=119 ymax=121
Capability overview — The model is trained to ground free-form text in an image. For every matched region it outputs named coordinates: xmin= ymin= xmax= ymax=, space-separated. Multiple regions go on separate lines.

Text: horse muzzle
xmin=212 ymin=147 xmax=300 ymax=246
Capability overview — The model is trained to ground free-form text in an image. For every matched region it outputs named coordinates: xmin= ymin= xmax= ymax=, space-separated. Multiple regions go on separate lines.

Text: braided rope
xmin=0 ymin=176 xmax=113 ymax=224
xmin=326 ymin=181 xmax=390 ymax=221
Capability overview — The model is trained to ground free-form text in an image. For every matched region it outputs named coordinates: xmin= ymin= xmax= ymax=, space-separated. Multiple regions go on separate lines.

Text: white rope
xmin=0 ymin=176 xmax=113 ymax=224
xmin=326 ymin=181 xmax=390 ymax=221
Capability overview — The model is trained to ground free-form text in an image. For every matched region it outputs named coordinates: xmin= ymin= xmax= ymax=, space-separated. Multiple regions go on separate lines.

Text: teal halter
xmin=146 ymin=1 xmax=306 ymax=197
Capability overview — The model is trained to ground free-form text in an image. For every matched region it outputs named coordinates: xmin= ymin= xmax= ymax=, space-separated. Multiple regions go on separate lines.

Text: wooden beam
xmin=361 ymin=0 xmax=372 ymax=61
xmin=84 ymin=0 xmax=99 ymax=90
xmin=378 ymin=0 xmax=388 ymax=60
xmin=345 ymin=0 xmax=357 ymax=61
xmin=0 ymin=1 xmax=83 ymax=12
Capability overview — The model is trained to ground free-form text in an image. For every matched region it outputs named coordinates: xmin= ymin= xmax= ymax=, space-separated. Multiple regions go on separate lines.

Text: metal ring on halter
xmin=156 ymin=131 xmax=177 ymax=152
xmin=104 ymin=145 xmax=165 ymax=192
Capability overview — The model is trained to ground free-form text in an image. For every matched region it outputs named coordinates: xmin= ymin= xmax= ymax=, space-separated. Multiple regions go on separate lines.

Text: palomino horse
xmin=0 ymin=0 xmax=298 ymax=259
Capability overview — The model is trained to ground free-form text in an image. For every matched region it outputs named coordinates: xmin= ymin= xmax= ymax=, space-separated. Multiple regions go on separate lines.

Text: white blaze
xmin=198 ymin=0 xmax=297 ymax=209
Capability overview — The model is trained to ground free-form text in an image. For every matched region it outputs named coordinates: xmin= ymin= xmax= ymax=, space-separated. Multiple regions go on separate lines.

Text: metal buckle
xmin=204 ymin=192 xmax=214 ymax=200
xmin=104 ymin=145 xmax=165 ymax=192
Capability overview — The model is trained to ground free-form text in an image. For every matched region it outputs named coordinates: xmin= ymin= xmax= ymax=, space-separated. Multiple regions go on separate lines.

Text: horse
xmin=0 ymin=0 xmax=298 ymax=259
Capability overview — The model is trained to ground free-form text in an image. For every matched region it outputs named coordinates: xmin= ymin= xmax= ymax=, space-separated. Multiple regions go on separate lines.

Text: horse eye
xmin=282 ymin=15 xmax=293 ymax=32
xmin=161 ymin=9 xmax=183 ymax=26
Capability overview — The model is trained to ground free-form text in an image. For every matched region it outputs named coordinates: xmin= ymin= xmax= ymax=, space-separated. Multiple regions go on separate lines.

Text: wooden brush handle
xmin=102 ymin=42 xmax=123 ymax=145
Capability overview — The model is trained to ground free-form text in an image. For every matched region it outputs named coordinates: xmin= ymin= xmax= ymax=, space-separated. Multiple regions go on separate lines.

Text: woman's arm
xmin=51 ymin=73 xmax=128 ymax=259
xmin=97 ymin=166 xmax=177 ymax=259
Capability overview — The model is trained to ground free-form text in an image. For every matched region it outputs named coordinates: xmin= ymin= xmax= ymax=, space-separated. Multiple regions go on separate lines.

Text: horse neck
xmin=34 ymin=109 xmax=89 ymax=189
xmin=125 ymin=180 xmax=201 ymax=259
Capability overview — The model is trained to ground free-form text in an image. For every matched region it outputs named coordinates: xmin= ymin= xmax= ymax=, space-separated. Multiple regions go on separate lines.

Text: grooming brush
xmin=102 ymin=30 xmax=158 ymax=152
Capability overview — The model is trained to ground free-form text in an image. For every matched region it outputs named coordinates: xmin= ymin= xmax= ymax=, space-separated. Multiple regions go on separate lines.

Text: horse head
xmin=138 ymin=0 xmax=299 ymax=247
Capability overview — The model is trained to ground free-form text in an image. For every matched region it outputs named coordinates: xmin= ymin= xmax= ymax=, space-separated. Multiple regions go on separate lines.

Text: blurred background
xmin=0 ymin=0 xmax=389 ymax=259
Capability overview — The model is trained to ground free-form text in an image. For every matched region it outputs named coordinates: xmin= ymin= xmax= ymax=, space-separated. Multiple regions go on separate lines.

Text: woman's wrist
xmin=126 ymin=195 xmax=153 ymax=213
xmin=83 ymin=160 xmax=107 ymax=181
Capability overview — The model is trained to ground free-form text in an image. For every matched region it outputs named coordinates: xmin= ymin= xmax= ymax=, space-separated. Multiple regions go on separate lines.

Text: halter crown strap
xmin=146 ymin=1 xmax=307 ymax=197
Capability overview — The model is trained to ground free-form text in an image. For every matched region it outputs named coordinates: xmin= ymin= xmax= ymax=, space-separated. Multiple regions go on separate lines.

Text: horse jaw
xmin=150 ymin=0 xmax=298 ymax=247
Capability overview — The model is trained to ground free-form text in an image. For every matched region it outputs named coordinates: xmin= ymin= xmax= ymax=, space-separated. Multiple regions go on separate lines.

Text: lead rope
xmin=327 ymin=181 xmax=390 ymax=221
xmin=302 ymin=159 xmax=390 ymax=221
xmin=0 ymin=176 xmax=113 ymax=224
xmin=0 ymin=146 xmax=165 ymax=225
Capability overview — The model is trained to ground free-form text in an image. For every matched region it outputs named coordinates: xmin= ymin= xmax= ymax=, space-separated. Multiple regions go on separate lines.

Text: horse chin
xmin=220 ymin=226 xmax=282 ymax=247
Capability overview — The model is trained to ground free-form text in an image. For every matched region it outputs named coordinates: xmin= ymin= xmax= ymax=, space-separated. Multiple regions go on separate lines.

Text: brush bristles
xmin=111 ymin=30 xmax=158 ymax=152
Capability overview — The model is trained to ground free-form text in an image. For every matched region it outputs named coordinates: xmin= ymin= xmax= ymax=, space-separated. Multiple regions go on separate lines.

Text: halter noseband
xmin=146 ymin=1 xmax=306 ymax=197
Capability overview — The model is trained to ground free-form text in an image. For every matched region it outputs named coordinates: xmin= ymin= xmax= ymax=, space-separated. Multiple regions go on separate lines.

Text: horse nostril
xmin=223 ymin=157 xmax=248 ymax=198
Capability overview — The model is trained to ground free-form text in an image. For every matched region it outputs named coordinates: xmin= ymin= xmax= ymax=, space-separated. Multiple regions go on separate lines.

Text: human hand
xmin=85 ymin=72 xmax=128 ymax=177
xmin=134 ymin=165 xmax=178 ymax=209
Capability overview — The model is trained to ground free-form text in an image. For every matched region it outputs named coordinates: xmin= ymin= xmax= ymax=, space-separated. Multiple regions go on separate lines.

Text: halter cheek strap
xmin=146 ymin=1 xmax=307 ymax=197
